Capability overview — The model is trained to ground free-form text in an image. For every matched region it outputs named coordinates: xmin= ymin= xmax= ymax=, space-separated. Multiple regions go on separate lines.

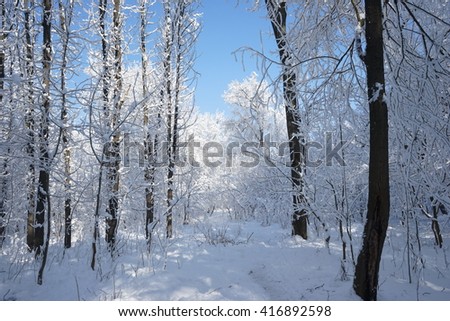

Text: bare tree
xmin=58 ymin=0 xmax=75 ymax=249
xmin=140 ymin=0 xmax=157 ymax=248
xmin=0 ymin=0 xmax=7 ymax=246
xmin=265 ymin=0 xmax=307 ymax=239
xmin=384 ymin=0 xmax=450 ymax=280
xmin=23 ymin=0 xmax=38 ymax=252
xmin=90 ymin=0 xmax=110 ymax=270
xmin=35 ymin=0 xmax=52 ymax=254
xmin=353 ymin=0 xmax=390 ymax=301
xmin=161 ymin=0 xmax=173 ymax=238
xmin=161 ymin=0 xmax=199 ymax=239
xmin=104 ymin=0 xmax=123 ymax=252
xmin=36 ymin=0 xmax=53 ymax=284
xmin=90 ymin=0 xmax=124 ymax=261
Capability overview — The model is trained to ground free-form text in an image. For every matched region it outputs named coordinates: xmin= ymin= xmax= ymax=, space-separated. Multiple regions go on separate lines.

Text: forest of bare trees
xmin=0 ymin=0 xmax=448 ymax=301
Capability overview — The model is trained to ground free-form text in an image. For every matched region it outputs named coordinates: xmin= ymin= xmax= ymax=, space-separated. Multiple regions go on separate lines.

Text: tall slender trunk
xmin=91 ymin=156 xmax=104 ymax=270
xmin=24 ymin=0 xmax=37 ymax=251
xmin=91 ymin=0 xmax=109 ymax=270
xmin=58 ymin=0 xmax=73 ymax=249
xmin=35 ymin=0 xmax=52 ymax=256
xmin=105 ymin=0 xmax=122 ymax=251
xmin=36 ymin=0 xmax=52 ymax=285
xmin=140 ymin=0 xmax=155 ymax=247
xmin=165 ymin=1 xmax=186 ymax=239
xmin=265 ymin=0 xmax=307 ymax=239
xmin=353 ymin=0 xmax=390 ymax=301
xmin=99 ymin=0 xmax=109 ymax=118
xmin=0 ymin=0 xmax=7 ymax=246
xmin=162 ymin=0 xmax=173 ymax=239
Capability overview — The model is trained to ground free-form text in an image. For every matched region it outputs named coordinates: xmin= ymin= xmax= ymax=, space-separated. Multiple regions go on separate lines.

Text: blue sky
xmin=76 ymin=0 xmax=274 ymax=115
xmin=194 ymin=0 xmax=275 ymax=114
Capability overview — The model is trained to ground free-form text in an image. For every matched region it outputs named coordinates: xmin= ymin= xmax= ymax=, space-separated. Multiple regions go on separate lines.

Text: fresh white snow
xmin=1 ymin=213 xmax=449 ymax=301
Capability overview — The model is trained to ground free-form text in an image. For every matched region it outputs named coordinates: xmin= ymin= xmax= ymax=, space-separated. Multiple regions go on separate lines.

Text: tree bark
xmin=24 ymin=0 xmax=37 ymax=252
xmin=0 ymin=0 xmax=6 ymax=246
xmin=99 ymin=0 xmax=109 ymax=118
xmin=140 ymin=0 xmax=156 ymax=247
xmin=58 ymin=0 xmax=73 ymax=249
xmin=105 ymin=0 xmax=123 ymax=251
xmin=35 ymin=0 xmax=52 ymax=257
xmin=353 ymin=0 xmax=390 ymax=301
xmin=265 ymin=0 xmax=307 ymax=239
xmin=431 ymin=203 xmax=443 ymax=248
xmin=35 ymin=0 xmax=53 ymax=285
xmin=162 ymin=0 xmax=174 ymax=239
xmin=163 ymin=0 xmax=194 ymax=239
xmin=91 ymin=0 xmax=109 ymax=270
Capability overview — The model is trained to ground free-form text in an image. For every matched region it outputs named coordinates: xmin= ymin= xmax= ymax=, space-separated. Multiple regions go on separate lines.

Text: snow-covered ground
xmin=1 ymin=214 xmax=449 ymax=301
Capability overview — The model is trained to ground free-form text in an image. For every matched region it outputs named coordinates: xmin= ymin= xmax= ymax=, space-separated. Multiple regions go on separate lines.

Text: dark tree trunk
xmin=91 ymin=160 xmax=103 ymax=270
xmin=265 ymin=0 xmax=307 ymax=239
xmin=105 ymin=0 xmax=122 ymax=252
xmin=24 ymin=0 xmax=37 ymax=252
xmin=353 ymin=0 xmax=390 ymax=301
xmin=162 ymin=0 xmax=174 ymax=239
xmin=58 ymin=0 xmax=73 ymax=249
xmin=36 ymin=0 xmax=52 ymax=284
xmin=35 ymin=0 xmax=52 ymax=255
xmin=431 ymin=204 xmax=443 ymax=248
xmin=105 ymin=140 xmax=120 ymax=251
xmin=0 ymin=0 xmax=6 ymax=246
xmin=166 ymin=2 xmax=186 ymax=240
xmin=140 ymin=0 xmax=156 ymax=247
xmin=99 ymin=0 xmax=109 ymax=117
xmin=91 ymin=0 xmax=109 ymax=270
xmin=0 ymin=0 xmax=4 ymax=98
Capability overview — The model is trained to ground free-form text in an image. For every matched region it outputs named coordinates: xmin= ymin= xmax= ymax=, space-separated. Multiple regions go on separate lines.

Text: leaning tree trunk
xmin=353 ymin=0 xmax=390 ymax=301
xmin=265 ymin=0 xmax=307 ymax=239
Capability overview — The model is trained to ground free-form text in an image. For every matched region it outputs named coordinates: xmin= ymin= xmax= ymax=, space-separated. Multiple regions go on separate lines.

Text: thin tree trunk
xmin=431 ymin=204 xmax=443 ymax=248
xmin=99 ymin=0 xmax=109 ymax=118
xmin=0 ymin=0 xmax=7 ymax=246
xmin=91 ymin=158 xmax=104 ymax=270
xmin=35 ymin=0 xmax=52 ymax=284
xmin=35 ymin=0 xmax=52 ymax=256
xmin=166 ymin=1 xmax=186 ymax=239
xmin=339 ymin=118 xmax=355 ymax=266
xmin=353 ymin=0 xmax=390 ymax=301
xmin=265 ymin=0 xmax=307 ymax=239
xmin=140 ymin=0 xmax=155 ymax=247
xmin=34 ymin=0 xmax=52 ymax=256
xmin=105 ymin=0 xmax=122 ymax=251
xmin=0 ymin=159 xmax=6 ymax=247
xmin=24 ymin=0 xmax=37 ymax=252
xmin=162 ymin=0 xmax=173 ymax=239
xmin=0 ymin=0 xmax=4 ymax=100
xmin=58 ymin=0 xmax=73 ymax=249
xmin=90 ymin=0 xmax=109 ymax=270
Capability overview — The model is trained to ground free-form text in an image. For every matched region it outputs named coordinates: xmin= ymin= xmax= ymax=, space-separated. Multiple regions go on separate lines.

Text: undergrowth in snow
xmin=1 ymin=214 xmax=449 ymax=301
